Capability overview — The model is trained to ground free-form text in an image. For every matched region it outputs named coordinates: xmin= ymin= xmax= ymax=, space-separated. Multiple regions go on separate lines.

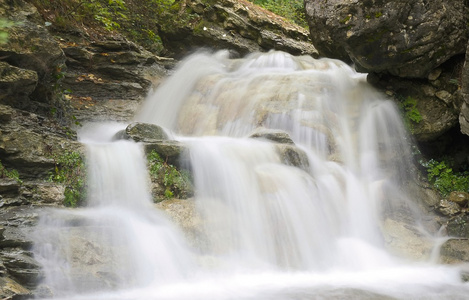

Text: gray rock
xmin=0 ymin=62 xmax=38 ymax=108
xmin=0 ymin=249 xmax=41 ymax=287
xmin=124 ymin=122 xmax=169 ymax=142
xmin=143 ymin=140 xmax=189 ymax=168
xmin=440 ymin=239 xmax=469 ymax=264
xmin=448 ymin=191 xmax=469 ymax=207
xmin=249 ymin=128 xmax=294 ymax=144
xmin=275 ymin=144 xmax=310 ymax=172
xmin=305 ymin=0 xmax=468 ymax=78
xmin=446 ymin=214 xmax=469 ymax=238
xmin=437 ymin=199 xmax=461 ymax=216
xmin=158 ymin=0 xmax=317 ymax=58
xmin=0 ymin=0 xmax=66 ymax=112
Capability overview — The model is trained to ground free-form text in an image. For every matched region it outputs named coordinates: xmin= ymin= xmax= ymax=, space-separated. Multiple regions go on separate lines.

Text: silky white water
xmin=32 ymin=51 xmax=469 ymax=299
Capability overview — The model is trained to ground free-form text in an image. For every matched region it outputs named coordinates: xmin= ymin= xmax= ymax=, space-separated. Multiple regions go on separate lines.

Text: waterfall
xmin=32 ymin=51 xmax=469 ymax=299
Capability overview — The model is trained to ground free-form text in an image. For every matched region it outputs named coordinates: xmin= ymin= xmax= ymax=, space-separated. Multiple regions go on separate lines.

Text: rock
xmin=0 ymin=104 xmax=15 ymax=124
xmin=249 ymin=128 xmax=294 ymax=144
xmin=382 ymin=218 xmax=434 ymax=260
xmin=0 ymin=276 xmax=31 ymax=300
xmin=143 ymin=141 xmax=189 ymax=168
xmin=123 ymin=122 xmax=169 ymax=142
xmin=446 ymin=214 xmax=469 ymax=238
xmin=368 ymin=60 xmax=462 ymax=141
xmin=437 ymin=199 xmax=461 ymax=216
xmin=275 ymin=144 xmax=309 ymax=172
xmin=158 ymin=0 xmax=317 ymax=58
xmin=440 ymin=239 xmax=469 ymax=264
xmin=0 ymin=249 xmax=41 ymax=287
xmin=0 ymin=0 xmax=66 ymax=113
xmin=155 ymin=199 xmax=205 ymax=249
xmin=448 ymin=191 xmax=469 ymax=207
xmin=460 ymin=44 xmax=469 ymax=137
xmin=304 ymin=0 xmax=469 ymax=78
xmin=0 ymin=62 xmax=38 ymax=109
xmin=0 ymin=105 xmax=83 ymax=179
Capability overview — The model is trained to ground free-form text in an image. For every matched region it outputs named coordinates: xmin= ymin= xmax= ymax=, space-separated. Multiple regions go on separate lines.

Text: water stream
xmin=32 ymin=51 xmax=469 ymax=299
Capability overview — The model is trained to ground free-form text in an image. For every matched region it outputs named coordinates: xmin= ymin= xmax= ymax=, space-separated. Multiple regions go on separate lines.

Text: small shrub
xmin=424 ymin=159 xmax=469 ymax=197
xmin=0 ymin=160 xmax=22 ymax=184
xmin=49 ymin=151 xmax=87 ymax=207
xmin=147 ymin=151 xmax=192 ymax=200
xmin=397 ymin=95 xmax=422 ymax=132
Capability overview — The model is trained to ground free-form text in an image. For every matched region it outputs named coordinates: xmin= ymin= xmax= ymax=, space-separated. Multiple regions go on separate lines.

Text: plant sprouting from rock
xmin=49 ymin=151 xmax=87 ymax=207
xmin=424 ymin=159 xmax=469 ymax=197
xmin=0 ymin=160 xmax=22 ymax=184
xmin=147 ymin=150 xmax=193 ymax=201
xmin=397 ymin=95 xmax=422 ymax=132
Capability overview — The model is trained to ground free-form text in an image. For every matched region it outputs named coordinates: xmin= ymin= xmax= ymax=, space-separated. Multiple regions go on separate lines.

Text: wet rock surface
xmin=158 ymin=0 xmax=317 ymax=58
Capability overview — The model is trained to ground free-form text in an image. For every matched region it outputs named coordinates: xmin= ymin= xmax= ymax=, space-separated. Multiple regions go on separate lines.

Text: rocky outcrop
xmin=459 ymin=44 xmax=469 ymax=136
xmin=158 ymin=0 xmax=317 ymax=58
xmin=305 ymin=0 xmax=469 ymax=141
xmin=304 ymin=0 xmax=468 ymax=78
xmin=0 ymin=0 xmax=67 ymax=117
xmin=59 ymin=39 xmax=172 ymax=123
xmin=368 ymin=57 xmax=464 ymax=141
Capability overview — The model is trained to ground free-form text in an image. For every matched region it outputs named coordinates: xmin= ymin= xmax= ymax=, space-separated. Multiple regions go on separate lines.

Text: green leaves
xmin=147 ymin=151 xmax=192 ymax=200
xmin=425 ymin=159 xmax=469 ymax=197
xmin=0 ymin=160 xmax=22 ymax=185
xmin=397 ymin=96 xmax=422 ymax=132
xmin=49 ymin=151 xmax=87 ymax=207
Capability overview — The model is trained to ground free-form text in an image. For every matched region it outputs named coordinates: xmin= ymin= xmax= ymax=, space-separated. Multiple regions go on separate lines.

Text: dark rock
xmin=249 ymin=128 xmax=294 ymax=144
xmin=0 ymin=62 xmax=38 ymax=109
xmin=0 ymin=249 xmax=41 ymax=287
xmin=143 ymin=140 xmax=189 ymax=168
xmin=0 ymin=0 xmax=66 ymax=112
xmin=305 ymin=0 xmax=468 ymax=78
xmin=158 ymin=0 xmax=317 ymax=58
xmin=275 ymin=144 xmax=309 ymax=172
xmin=446 ymin=214 xmax=469 ymax=238
xmin=460 ymin=44 xmax=469 ymax=136
xmin=440 ymin=239 xmax=469 ymax=263
xmin=124 ymin=122 xmax=169 ymax=142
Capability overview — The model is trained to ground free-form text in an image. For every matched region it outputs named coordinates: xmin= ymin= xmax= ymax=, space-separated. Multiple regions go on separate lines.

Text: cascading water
xmin=32 ymin=51 xmax=469 ymax=299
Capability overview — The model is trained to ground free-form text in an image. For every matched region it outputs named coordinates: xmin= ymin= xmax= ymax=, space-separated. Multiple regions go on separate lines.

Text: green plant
xmin=49 ymin=151 xmax=87 ymax=207
xmin=147 ymin=151 xmax=192 ymax=200
xmin=249 ymin=0 xmax=307 ymax=28
xmin=424 ymin=159 xmax=469 ymax=197
xmin=0 ymin=18 xmax=15 ymax=44
xmin=397 ymin=96 xmax=422 ymax=132
xmin=0 ymin=160 xmax=22 ymax=184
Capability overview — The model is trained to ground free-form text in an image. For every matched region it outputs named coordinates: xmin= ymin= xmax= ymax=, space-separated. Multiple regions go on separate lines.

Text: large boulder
xmin=304 ymin=0 xmax=469 ymax=78
xmin=158 ymin=0 xmax=317 ymax=58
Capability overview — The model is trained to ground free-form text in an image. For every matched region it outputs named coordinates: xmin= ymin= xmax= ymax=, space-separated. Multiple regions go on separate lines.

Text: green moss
xmin=339 ymin=15 xmax=351 ymax=24
xmin=375 ymin=12 xmax=383 ymax=18
xmin=397 ymin=95 xmax=422 ymax=133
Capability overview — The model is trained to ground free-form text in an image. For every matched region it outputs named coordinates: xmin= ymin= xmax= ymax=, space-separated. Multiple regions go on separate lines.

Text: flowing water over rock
xmin=32 ymin=51 xmax=469 ymax=299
